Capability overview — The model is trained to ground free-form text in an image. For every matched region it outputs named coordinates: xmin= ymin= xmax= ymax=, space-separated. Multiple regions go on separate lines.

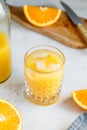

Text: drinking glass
xmin=24 ymin=45 xmax=65 ymax=105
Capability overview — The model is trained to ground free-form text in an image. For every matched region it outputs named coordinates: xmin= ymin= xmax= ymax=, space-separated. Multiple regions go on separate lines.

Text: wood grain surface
xmin=9 ymin=5 xmax=87 ymax=49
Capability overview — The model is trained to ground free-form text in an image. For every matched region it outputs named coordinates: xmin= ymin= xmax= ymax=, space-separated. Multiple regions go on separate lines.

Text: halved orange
xmin=72 ymin=89 xmax=87 ymax=110
xmin=0 ymin=99 xmax=22 ymax=130
xmin=23 ymin=6 xmax=62 ymax=27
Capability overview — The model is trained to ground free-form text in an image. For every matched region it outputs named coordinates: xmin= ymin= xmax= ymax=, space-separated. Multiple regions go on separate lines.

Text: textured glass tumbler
xmin=24 ymin=45 xmax=65 ymax=106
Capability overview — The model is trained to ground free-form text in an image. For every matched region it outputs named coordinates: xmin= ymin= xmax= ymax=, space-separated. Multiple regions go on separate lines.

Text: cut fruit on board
xmin=9 ymin=5 xmax=87 ymax=49
xmin=23 ymin=6 xmax=62 ymax=27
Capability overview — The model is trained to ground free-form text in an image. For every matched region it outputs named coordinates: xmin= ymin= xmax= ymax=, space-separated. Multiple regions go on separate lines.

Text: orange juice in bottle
xmin=24 ymin=45 xmax=65 ymax=105
xmin=0 ymin=0 xmax=11 ymax=83
xmin=0 ymin=32 xmax=11 ymax=82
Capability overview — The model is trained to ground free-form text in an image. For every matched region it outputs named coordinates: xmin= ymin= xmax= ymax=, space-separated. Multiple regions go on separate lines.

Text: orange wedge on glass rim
xmin=72 ymin=89 xmax=87 ymax=110
xmin=0 ymin=99 xmax=22 ymax=130
xmin=23 ymin=6 xmax=62 ymax=27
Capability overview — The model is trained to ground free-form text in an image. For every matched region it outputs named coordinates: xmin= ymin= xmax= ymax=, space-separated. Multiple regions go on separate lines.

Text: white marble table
xmin=0 ymin=0 xmax=87 ymax=130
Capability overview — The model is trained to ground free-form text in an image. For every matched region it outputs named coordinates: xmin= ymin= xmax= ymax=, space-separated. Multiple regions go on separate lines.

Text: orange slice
xmin=72 ymin=89 xmax=87 ymax=110
xmin=23 ymin=6 xmax=62 ymax=27
xmin=0 ymin=99 xmax=22 ymax=130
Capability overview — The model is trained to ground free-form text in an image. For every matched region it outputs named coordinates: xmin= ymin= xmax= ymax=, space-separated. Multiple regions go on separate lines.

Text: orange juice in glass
xmin=0 ymin=32 xmax=11 ymax=83
xmin=24 ymin=45 xmax=65 ymax=105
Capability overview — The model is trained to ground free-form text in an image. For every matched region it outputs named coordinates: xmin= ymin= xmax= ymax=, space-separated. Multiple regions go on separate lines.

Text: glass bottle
xmin=0 ymin=0 xmax=11 ymax=83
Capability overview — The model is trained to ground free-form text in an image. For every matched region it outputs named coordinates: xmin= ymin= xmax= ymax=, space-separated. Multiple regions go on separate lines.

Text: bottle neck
xmin=0 ymin=0 xmax=9 ymax=16
xmin=0 ymin=0 xmax=6 ymax=3
xmin=0 ymin=0 xmax=10 ymax=38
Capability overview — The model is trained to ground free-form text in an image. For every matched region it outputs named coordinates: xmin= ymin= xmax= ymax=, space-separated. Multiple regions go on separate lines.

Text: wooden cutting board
xmin=9 ymin=5 xmax=87 ymax=49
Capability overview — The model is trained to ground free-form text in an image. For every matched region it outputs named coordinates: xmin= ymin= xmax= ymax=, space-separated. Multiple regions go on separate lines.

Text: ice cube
xmin=48 ymin=64 xmax=60 ymax=71
xmin=32 ymin=51 xmax=49 ymax=59
xmin=41 ymin=51 xmax=49 ymax=58
xmin=36 ymin=61 xmax=46 ymax=70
